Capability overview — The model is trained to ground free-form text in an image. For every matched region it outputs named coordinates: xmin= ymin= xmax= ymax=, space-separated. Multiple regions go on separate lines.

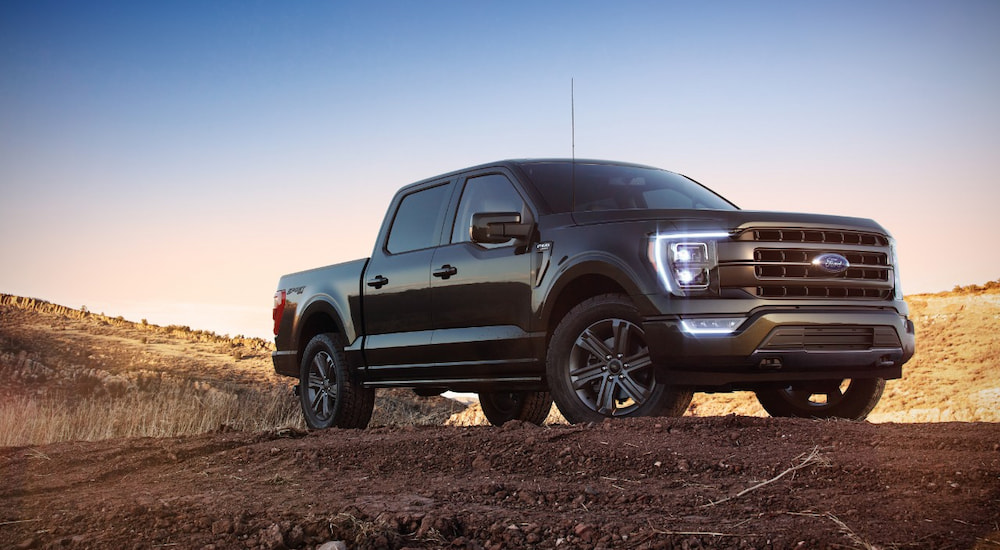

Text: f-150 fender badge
xmin=812 ymin=253 xmax=851 ymax=274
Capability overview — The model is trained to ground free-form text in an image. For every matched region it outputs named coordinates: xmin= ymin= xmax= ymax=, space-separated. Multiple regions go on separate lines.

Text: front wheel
xmin=299 ymin=333 xmax=375 ymax=429
xmin=754 ymin=378 xmax=885 ymax=420
xmin=546 ymin=294 xmax=692 ymax=424
xmin=479 ymin=391 xmax=553 ymax=426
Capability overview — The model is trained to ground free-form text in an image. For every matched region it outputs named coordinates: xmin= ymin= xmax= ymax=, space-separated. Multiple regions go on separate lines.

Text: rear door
xmin=361 ymin=179 xmax=456 ymax=375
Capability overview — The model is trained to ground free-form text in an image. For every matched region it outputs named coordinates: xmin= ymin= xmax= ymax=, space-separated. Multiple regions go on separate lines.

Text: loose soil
xmin=2 ymin=419 xmax=998 ymax=549
xmin=1 ymin=288 xmax=999 ymax=549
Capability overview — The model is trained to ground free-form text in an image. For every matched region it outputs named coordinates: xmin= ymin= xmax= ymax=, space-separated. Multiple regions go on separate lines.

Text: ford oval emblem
xmin=813 ymin=253 xmax=851 ymax=274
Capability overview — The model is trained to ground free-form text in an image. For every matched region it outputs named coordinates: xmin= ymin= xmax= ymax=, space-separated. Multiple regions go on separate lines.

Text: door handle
xmin=432 ymin=265 xmax=458 ymax=280
xmin=366 ymin=275 xmax=389 ymax=289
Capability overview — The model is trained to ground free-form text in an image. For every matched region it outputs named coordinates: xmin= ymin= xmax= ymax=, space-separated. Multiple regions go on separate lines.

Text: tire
xmin=479 ymin=391 xmax=553 ymax=426
xmin=546 ymin=294 xmax=693 ymax=424
xmin=754 ymin=378 xmax=885 ymax=420
xmin=299 ymin=333 xmax=375 ymax=429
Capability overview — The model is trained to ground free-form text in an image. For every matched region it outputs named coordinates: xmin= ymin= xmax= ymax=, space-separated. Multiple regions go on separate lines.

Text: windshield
xmin=517 ymin=161 xmax=738 ymax=213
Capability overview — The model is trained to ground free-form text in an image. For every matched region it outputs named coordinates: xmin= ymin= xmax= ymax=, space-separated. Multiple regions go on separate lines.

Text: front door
xmin=428 ymin=172 xmax=540 ymax=383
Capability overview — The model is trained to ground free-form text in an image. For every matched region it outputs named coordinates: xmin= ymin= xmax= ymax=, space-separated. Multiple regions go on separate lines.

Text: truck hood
xmin=569 ymin=209 xmax=890 ymax=236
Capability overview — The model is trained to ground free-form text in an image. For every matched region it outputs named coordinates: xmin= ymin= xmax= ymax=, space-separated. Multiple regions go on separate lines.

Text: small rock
xmin=574 ymin=522 xmax=595 ymax=542
xmin=211 ymin=519 xmax=234 ymax=535
xmin=317 ymin=542 xmax=348 ymax=550
xmin=259 ymin=523 xmax=284 ymax=550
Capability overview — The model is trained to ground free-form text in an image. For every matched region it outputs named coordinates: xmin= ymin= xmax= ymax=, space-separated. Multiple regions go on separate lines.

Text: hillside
xmin=3 ymin=284 xmax=999 ymax=442
xmin=0 ymin=295 xmax=464 ymax=446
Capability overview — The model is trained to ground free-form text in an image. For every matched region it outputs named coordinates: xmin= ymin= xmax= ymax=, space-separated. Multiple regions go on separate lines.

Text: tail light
xmin=272 ymin=290 xmax=286 ymax=336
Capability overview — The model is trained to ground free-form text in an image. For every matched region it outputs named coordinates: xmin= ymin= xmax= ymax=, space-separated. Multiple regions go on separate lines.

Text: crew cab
xmin=272 ymin=159 xmax=915 ymax=428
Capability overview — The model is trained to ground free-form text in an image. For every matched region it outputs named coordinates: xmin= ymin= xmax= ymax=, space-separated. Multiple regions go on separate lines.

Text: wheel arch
xmin=294 ymin=297 xmax=350 ymax=367
xmin=543 ymin=260 xmax=640 ymax=340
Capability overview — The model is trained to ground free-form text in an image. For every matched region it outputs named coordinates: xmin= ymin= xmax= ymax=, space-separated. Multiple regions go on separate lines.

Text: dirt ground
xmin=1 ymin=288 xmax=999 ymax=549
xmin=2 ymin=418 xmax=998 ymax=549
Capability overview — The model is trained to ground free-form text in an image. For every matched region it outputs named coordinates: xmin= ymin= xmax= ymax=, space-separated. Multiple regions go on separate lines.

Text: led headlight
xmin=649 ymin=231 xmax=729 ymax=296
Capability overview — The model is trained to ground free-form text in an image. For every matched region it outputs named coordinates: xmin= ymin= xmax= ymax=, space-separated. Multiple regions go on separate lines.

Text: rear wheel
xmin=299 ymin=333 xmax=375 ymax=429
xmin=547 ymin=294 xmax=692 ymax=424
xmin=479 ymin=391 xmax=553 ymax=426
xmin=754 ymin=378 xmax=885 ymax=420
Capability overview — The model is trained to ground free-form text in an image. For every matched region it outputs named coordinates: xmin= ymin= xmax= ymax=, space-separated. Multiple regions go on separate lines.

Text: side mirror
xmin=471 ymin=212 xmax=532 ymax=244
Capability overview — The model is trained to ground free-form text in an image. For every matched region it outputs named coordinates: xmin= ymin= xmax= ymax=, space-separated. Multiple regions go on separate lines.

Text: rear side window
xmin=386 ymin=183 xmax=452 ymax=254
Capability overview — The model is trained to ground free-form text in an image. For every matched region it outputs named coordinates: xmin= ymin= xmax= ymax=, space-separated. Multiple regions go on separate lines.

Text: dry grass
xmin=0 ymin=377 xmax=304 ymax=447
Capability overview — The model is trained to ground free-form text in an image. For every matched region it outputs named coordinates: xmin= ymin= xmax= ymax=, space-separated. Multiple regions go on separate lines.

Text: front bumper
xmin=644 ymin=308 xmax=915 ymax=390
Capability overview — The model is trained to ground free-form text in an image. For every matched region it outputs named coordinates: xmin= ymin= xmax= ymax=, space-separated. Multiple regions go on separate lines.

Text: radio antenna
xmin=571 ymin=78 xmax=576 ymax=161
xmin=571 ymin=78 xmax=576 ymax=212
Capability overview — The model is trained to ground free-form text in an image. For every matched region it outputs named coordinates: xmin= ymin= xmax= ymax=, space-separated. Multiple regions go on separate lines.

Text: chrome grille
xmin=722 ymin=226 xmax=896 ymax=300
xmin=742 ymin=228 xmax=889 ymax=246
xmin=753 ymin=248 xmax=889 ymax=281
xmin=755 ymin=285 xmax=893 ymax=300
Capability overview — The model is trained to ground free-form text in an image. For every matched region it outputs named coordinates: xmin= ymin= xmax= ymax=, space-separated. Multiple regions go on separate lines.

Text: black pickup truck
xmin=272 ymin=159 xmax=915 ymax=428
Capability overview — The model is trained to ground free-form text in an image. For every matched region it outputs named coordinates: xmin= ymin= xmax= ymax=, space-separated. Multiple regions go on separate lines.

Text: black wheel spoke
xmin=577 ymin=328 xmax=614 ymax=361
xmin=623 ymin=349 xmax=651 ymax=371
xmin=309 ymin=389 xmax=325 ymax=415
xmin=312 ymin=354 xmax=329 ymax=380
xmin=612 ymin=319 xmax=630 ymax=357
xmin=570 ymin=361 xmax=606 ymax=389
xmin=320 ymin=393 xmax=332 ymax=417
xmin=617 ymin=373 xmax=648 ymax=404
xmin=596 ymin=375 xmax=617 ymax=415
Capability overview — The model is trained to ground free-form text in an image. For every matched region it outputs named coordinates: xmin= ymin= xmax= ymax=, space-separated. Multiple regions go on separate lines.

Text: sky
xmin=2 ymin=1 xmax=999 ymax=339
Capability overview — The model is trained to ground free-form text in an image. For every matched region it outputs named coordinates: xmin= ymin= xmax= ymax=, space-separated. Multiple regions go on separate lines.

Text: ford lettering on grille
xmin=813 ymin=253 xmax=851 ymax=274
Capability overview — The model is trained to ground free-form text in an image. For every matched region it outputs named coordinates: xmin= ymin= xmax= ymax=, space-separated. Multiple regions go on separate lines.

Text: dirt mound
xmin=2 ymin=417 xmax=998 ymax=549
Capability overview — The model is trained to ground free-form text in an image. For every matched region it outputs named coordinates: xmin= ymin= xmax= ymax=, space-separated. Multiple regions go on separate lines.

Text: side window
xmin=450 ymin=174 xmax=528 ymax=247
xmin=385 ymin=183 xmax=452 ymax=254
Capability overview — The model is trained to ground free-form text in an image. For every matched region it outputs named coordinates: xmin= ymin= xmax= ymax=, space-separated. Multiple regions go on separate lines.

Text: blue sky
xmin=2 ymin=1 xmax=998 ymax=338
